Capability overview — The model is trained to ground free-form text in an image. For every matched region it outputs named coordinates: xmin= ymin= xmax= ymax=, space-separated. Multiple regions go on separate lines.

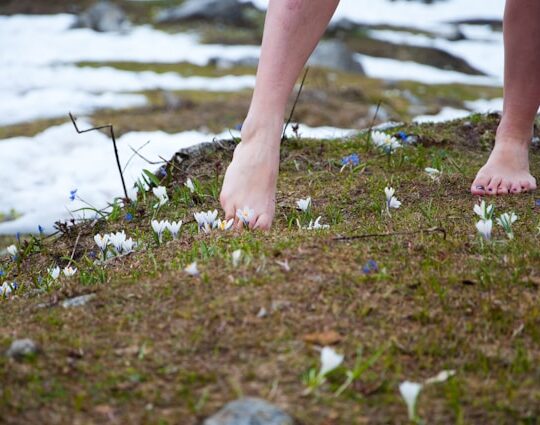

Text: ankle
xmin=240 ymin=114 xmax=284 ymax=146
xmin=497 ymin=117 xmax=534 ymax=146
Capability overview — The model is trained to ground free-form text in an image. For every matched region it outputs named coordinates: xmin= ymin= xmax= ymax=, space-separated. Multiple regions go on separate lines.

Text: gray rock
xmin=6 ymin=339 xmax=38 ymax=359
xmin=61 ymin=293 xmax=96 ymax=308
xmin=156 ymin=0 xmax=254 ymax=26
xmin=204 ymin=398 xmax=295 ymax=425
xmin=73 ymin=1 xmax=130 ymax=33
xmin=307 ymin=40 xmax=365 ymax=74
xmin=209 ymin=56 xmax=260 ymax=70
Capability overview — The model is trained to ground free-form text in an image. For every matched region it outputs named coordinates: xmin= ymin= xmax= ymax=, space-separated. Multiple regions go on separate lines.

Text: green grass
xmin=1 ymin=114 xmax=540 ymax=424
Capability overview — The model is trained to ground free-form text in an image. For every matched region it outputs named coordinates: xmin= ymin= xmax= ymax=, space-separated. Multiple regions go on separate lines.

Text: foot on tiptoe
xmin=219 ymin=120 xmax=282 ymax=230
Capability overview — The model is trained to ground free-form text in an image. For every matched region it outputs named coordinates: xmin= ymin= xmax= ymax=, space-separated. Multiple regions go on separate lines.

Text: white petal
xmin=319 ymin=346 xmax=344 ymax=377
xmin=399 ymin=381 xmax=423 ymax=421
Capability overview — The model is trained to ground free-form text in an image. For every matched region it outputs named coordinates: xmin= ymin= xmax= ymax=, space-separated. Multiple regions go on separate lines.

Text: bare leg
xmin=471 ymin=0 xmax=539 ymax=195
xmin=220 ymin=0 xmax=340 ymax=229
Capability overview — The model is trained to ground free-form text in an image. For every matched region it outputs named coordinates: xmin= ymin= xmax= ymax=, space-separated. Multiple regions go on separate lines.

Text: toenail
xmin=475 ymin=185 xmax=484 ymax=190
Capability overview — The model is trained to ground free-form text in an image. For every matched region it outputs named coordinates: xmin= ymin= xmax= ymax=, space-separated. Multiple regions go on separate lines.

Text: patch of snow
xmin=355 ymin=54 xmax=498 ymax=86
xmin=0 ymin=14 xmax=259 ymax=126
xmin=413 ymin=107 xmax=471 ymax=123
xmin=368 ymin=29 xmax=503 ymax=82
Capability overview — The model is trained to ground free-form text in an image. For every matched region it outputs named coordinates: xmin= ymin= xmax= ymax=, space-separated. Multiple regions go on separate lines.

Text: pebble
xmin=203 ymin=398 xmax=295 ymax=425
xmin=6 ymin=339 xmax=38 ymax=359
xmin=61 ymin=294 xmax=96 ymax=308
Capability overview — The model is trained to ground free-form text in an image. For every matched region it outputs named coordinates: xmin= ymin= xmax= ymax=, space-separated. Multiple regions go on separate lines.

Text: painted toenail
xmin=475 ymin=185 xmax=484 ymax=190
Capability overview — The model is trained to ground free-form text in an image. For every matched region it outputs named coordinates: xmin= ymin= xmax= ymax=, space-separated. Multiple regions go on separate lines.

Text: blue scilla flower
xmin=341 ymin=153 xmax=360 ymax=167
xmin=0 ymin=269 xmax=4 ymax=277
xmin=125 ymin=213 xmax=133 ymax=222
xmin=38 ymin=225 xmax=44 ymax=234
xmin=397 ymin=131 xmax=408 ymax=141
xmin=158 ymin=166 xmax=167 ymax=178
xmin=362 ymin=259 xmax=379 ymax=274
xmin=535 ymin=199 xmax=540 ymax=207
xmin=69 ymin=189 xmax=78 ymax=201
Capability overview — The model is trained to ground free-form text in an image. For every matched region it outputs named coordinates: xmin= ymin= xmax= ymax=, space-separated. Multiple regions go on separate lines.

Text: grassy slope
xmin=1 ymin=114 xmax=540 ymax=424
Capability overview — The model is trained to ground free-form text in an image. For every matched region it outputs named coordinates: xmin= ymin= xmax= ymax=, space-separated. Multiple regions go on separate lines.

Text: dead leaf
xmin=303 ymin=330 xmax=342 ymax=346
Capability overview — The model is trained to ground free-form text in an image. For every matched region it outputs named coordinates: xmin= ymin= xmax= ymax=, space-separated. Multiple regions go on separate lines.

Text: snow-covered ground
xmin=0 ymin=0 xmax=507 ymax=234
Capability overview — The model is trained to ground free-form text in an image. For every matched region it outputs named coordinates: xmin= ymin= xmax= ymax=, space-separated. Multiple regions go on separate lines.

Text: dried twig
xmin=282 ymin=67 xmax=309 ymax=141
xmin=69 ymin=112 xmax=129 ymax=200
xmin=123 ymin=141 xmax=154 ymax=173
xmin=333 ymin=226 xmax=447 ymax=242
xmin=67 ymin=231 xmax=82 ymax=267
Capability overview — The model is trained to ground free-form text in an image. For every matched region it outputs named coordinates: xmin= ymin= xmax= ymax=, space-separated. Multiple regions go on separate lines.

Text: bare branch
xmin=69 ymin=112 xmax=129 ymax=200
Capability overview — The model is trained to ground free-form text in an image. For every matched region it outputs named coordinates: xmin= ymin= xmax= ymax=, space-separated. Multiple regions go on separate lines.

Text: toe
xmin=253 ymin=213 xmax=272 ymax=231
xmin=486 ymin=177 xmax=501 ymax=196
xmin=471 ymin=174 xmax=490 ymax=196
xmin=497 ymin=182 xmax=509 ymax=195
xmin=520 ymin=180 xmax=532 ymax=192
xmin=510 ymin=182 xmax=522 ymax=194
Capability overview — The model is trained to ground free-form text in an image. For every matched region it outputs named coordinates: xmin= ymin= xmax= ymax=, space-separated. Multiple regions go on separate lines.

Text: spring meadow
xmin=1 ymin=0 xmax=539 ymax=424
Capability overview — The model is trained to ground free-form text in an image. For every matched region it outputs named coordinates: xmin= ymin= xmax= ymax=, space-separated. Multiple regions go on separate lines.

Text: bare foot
xmin=471 ymin=135 xmax=537 ymax=196
xmin=220 ymin=121 xmax=282 ymax=230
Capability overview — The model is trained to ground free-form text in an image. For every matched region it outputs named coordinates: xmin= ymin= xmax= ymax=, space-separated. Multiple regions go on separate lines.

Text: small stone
xmin=203 ymin=398 xmax=295 ymax=425
xmin=73 ymin=1 xmax=130 ymax=32
xmin=308 ymin=40 xmax=365 ymax=74
xmin=6 ymin=339 xmax=38 ymax=359
xmin=256 ymin=307 xmax=268 ymax=318
xmin=61 ymin=293 xmax=96 ymax=308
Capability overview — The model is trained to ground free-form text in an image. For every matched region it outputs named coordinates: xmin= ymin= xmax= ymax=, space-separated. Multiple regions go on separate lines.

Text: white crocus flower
xmin=309 ymin=216 xmax=330 ymax=230
xmin=0 ymin=282 xmax=14 ymax=297
xmin=194 ymin=210 xmax=218 ymax=231
xmin=194 ymin=212 xmax=207 ymax=229
xmin=94 ymin=234 xmax=109 ymax=252
xmin=151 ymin=220 xmax=168 ymax=243
xmin=121 ymin=238 xmax=136 ymax=253
xmin=473 ymin=200 xmax=494 ymax=221
xmin=371 ymin=131 xmax=401 ymax=153
xmin=215 ymin=218 xmax=234 ymax=231
xmin=424 ymin=370 xmax=456 ymax=385
xmin=167 ymin=221 xmax=183 ymax=239
xmin=231 ymin=249 xmax=243 ymax=267
xmin=6 ymin=244 xmax=17 ymax=258
xmin=388 ymin=196 xmax=402 ymax=209
xmin=152 ymin=185 xmax=169 ymax=208
xmin=62 ymin=266 xmax=77 ymax=277
xmin=109 ymin=231 xmax=127 ymax=253
xmin=185 ymin=262 xmax=199 ymax=276
xmin=496 ymin=212 xmax=518 ymax=239
xmin=296 ymin=197 xmax=311 ymax=212
xmin=476 ymin=219 xmax=493 ymax=240
xmin=48 ymin=266 xmax=60 ymax=280
xmin=385 ymin=187 xmax=402 ymax=213
xmin=205 ymin=210 xmax=218 ymax=227
xmin=399 ymin=381 xmax=423 ymax=421
xmin=384 ymin=186 xmax=395 ymax=202
xmin=425 ymin=167 xmax=442 ymax=181
xmin=184 ymin=178 xmax=195 ymax=193
xmin=236 ymin=207 xmax=255 ymax=227
xmin=319 ymin=346 xmax=344 ymax=377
